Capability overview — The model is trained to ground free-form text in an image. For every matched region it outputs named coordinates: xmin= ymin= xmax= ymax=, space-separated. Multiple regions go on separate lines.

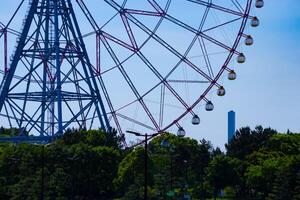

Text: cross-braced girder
xmin=0 ymin=0 xmax=110 ymax=140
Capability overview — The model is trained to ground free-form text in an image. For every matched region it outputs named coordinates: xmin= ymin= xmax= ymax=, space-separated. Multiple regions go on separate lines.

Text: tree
xmin=292 ymin=170 xmax=300 ymax=200
xmin=244 ymin=134 xmax=300 ymax=199
xmin=205 ymin=155 xmax=241 ymax=199
xmin=114 ymin=147 xmax=152 ymax=199
xmin=0 ymin=129 xmax=123 ymax=199
xmin=226 ymin=126 xmax=277 ymax=159
xmin=149 ymin=133 xmax=213 ymax=199
xmin=62 ymin=128 xmax=123 ymax=148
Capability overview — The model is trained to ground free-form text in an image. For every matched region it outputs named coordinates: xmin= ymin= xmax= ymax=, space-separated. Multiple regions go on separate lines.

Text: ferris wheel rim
xmin=0 ymin=0 xmax=259 ymax=146
xmin=98 ymin=0 xmax=255 ymax=135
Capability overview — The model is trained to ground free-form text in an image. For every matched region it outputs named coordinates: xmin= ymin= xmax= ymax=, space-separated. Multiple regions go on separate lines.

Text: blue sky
xmin=203 ymin=0 xmax=300 ymax=148
xmin=0 ymin=1 xmax=299 ymax=148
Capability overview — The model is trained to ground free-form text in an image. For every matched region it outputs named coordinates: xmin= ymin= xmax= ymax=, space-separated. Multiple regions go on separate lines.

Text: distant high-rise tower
xmin=228 ymin=111 xmax=236 ymax=143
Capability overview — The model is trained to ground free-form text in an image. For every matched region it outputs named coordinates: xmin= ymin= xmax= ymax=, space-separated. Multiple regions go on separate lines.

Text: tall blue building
xmin=228 ymin=111 xmax=236 ymax=143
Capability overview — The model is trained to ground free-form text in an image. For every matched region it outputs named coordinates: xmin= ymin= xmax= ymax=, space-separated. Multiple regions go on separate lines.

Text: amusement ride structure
xmin=0 ymin=0 xmax=263 ymax=144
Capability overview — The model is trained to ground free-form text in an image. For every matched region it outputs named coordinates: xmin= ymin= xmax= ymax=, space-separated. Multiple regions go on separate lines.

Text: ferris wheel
xmin=0 ymin=0 xmax=264 ymax=144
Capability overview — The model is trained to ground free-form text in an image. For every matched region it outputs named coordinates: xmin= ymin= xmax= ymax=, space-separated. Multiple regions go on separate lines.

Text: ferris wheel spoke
xmin=202 ymin=17 xmax=242 ymax=33
xmin=125 ymin=12 xmax=213 ymax=83
xmin=102 ymin=0 xmax=168 ymax=52
xmin=116 ymin=112 xmax=156 ymax=131
xmin=136 ymin=51 xmax=195 ymax=115
xmin=100 ymin=35 xmax=160 ymax=131
xmin=159 ymin=84 xmax=165 ymax=129
xmin=198 ymin=37 xmax=214 ymax=78
xmin=198 ymin=0 xmax=211 ymax=31
xmin=147 ymin=0 xmax=164 ymax=12
xmin=200 ymin=33 xmax=239 ymax=54
xmin=230 ymin=0 xmax=245 ymax=13
xmin=104 ymin=0 xmax=123 ymax=12
xmin=120 ymin=13 xmax=138 ymax=50
xmin=125 ymin=9 xmax=163 ymax=17
xmin=76 ymin=0 xmax=101 ymax=32
xmin=101 ymin=31 xmax=135 ymax=51
xmin=76 ymin=0 xmax=135 ymax=52
xmin=96 ymin=75 xmax=123 ymax=136
xmin=121 ymin=0 xmax=170 ymax=16
xmin=187 ymin=0 xmax=246 ymax=17
xmin=161 ymin=13 xmax=238 ymax=54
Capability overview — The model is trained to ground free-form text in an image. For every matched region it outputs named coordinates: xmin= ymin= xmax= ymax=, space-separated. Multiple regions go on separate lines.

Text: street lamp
xmin=183 ymin=159 xmax=191 ymax=200
xmin=66 ymin=155 xmax=79 ymax=199
xmin=41 ymin=145 xmax=45 ymax=200
xmin=126 ymin=130 xmax=161 ymax=200
xmin=39 ymin=143 xmax=53 ymax=200
xmin=160 ymin=139 xmax=175 ymax=199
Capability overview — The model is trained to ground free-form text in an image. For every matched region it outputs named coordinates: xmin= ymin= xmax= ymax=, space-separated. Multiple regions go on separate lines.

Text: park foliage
xmin=0 ymin=126 xmax=299 ymax=199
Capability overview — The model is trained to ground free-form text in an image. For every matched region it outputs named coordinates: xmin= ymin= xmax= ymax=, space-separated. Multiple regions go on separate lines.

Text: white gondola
xmin=205 ymin=101 xmax=214 ymax=111
xmin=217 ymin=86 xmax=226 ymax=96
xmin=228 ymin=70 xmax=237 ymax=80
xmin=191 ymin=115 xmax=200 ymax=125
xmin=255 ymin=0 xmax=264 ymax=8
xmin=177 ymin=127 xmax=186 ymax=137
xmin=237 ymin=53 xmax=246 ymax=63
xmin=251 ymin=17 xmax=260 ymax=27
xmin=245 ymin=35 xmax=254 ymax=46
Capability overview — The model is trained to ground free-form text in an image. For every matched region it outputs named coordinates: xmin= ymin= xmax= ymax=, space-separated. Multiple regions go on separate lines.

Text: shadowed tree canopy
xmin=0 ymin=127 xmax=299 ymax=199
xmin=226 ymin=126 xmax=277 ymax=159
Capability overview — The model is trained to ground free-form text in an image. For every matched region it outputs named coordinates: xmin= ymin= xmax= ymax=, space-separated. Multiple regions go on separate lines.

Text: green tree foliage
xmin=113 ymin=147 xmax=148 ymax=199
xmin=114 ymin=133 xmax=213 ymax=199
xmin=293 ymin=170 xmax=300 ymax=200
xmin=0 ymin=127 xmax=26 ymax=137
xmin=205 ymin=155 xmax=241 ymax=198
xmin=226 ymin=126 xmax=277 ymax=160
xmin=0 ymin=127 xmax=299 ymax=200
xmin=0 ymin=129 xmax=121 ymax=199
xmin=243 ymin=133 xmax=300 ymax=199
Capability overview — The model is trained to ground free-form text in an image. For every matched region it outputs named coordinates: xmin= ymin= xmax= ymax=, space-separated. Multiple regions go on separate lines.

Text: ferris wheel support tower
xmin=0 ymin=0 xmax=111 ymax=142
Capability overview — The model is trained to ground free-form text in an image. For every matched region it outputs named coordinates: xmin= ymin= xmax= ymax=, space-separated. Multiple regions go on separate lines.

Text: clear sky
xmin=201 ymin=0 xmax=300 ymax=148
xmin=0 ymin=1 xmax=299 ymax=149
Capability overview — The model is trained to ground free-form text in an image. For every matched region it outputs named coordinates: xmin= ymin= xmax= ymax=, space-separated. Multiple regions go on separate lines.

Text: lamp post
xmin=66 ymin=155 xmax=79 ymax=199
xmin=161 ymin=139 xmax=175 ymax=199
xmin=41 ymin=145 xmax=45 ymax=200
xmin=39 ymin=143 xmax=52 ymax=200
xmin=126 ymin=130 xmax=160 ymax=200
xmin=183 ymin=159 xmax=191 ymax=200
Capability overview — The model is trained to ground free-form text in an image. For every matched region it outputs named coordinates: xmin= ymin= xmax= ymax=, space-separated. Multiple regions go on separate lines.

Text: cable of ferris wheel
xmin=231 ymin=0 xmax=244 ymax=13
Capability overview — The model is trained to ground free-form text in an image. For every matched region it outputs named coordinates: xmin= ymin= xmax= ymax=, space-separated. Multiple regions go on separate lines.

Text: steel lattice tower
xmin=0 ymin=0 xmax=110 ymax=142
